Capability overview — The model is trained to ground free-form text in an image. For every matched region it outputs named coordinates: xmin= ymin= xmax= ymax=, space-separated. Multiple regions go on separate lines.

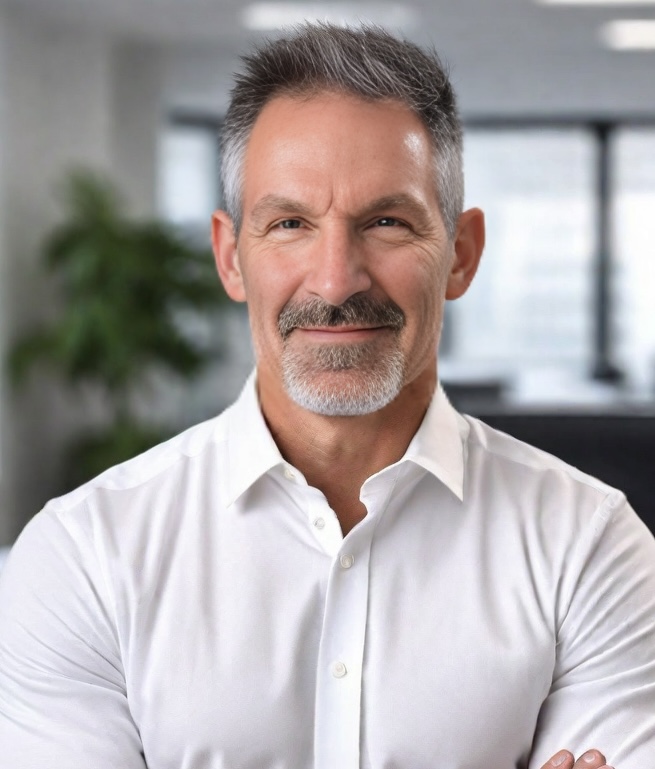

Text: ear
xmin=212 ymin=210 xmax=247 ymax=302
xmin=445 ymin=207 xmax=485 ymax=300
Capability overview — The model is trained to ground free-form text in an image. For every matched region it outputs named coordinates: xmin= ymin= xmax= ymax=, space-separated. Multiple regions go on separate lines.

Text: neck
xmin=258 ymin=367 xmax=436 ymax=534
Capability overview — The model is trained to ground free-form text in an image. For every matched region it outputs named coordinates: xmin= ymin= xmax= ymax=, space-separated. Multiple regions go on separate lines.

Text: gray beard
xmin=282 ymin=338 xmax=405 ymax=416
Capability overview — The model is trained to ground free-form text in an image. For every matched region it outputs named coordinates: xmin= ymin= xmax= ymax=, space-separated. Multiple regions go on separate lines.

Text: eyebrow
xmin=358 ymin=194 xmax=433 ymax=227
xmin=249 ymin=195 xmax=314 ymax=228
xmin=248 ymin=192 xmax=434 ymax=228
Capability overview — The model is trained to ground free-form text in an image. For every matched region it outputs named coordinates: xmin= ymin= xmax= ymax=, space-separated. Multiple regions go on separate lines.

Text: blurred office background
xmin=1 ymin=0 xmax=655 ymax=557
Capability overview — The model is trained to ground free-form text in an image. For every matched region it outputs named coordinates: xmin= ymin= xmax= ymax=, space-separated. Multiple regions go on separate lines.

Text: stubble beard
xmin=278 ymin=296 xmax=406 ymax=417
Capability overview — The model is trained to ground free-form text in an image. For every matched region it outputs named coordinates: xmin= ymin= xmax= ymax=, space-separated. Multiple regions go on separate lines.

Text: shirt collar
xmin=223 ymin=373 xmax=467 ymax=507
xmin=401 ymin=384 xmax=467 ymax=501
xmin=223 ymin=372 xmax=286 ymax=507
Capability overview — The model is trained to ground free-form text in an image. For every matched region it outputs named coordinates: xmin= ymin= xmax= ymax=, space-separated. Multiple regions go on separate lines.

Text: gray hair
xmin=221 ymin=23 xmax=464 ymax=239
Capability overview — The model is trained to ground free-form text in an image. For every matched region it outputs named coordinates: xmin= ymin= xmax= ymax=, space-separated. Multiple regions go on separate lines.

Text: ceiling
xmin=5 ymin=0 xmax=655 ymax=49
xmin=7 ymin=0 xmax=655 ymax=117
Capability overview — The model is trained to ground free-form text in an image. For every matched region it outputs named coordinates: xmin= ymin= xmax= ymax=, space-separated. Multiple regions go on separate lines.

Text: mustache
xmin=278 ymin=295 xmax=406 ymax=340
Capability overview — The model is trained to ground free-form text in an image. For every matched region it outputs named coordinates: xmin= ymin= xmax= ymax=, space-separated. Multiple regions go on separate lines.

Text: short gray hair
xmin=221 ymin=23 xmax=464 ymax=238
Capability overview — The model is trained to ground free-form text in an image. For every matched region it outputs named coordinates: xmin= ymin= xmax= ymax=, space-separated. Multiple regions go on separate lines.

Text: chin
xmin=283 ymin=364 xmax=405 ymax=417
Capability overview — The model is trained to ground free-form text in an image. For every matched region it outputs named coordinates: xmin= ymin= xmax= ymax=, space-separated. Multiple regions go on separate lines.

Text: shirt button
xmin=313 ymin=517 xmax=326 ymax=530
xmin=340 ymin=553 xmax=354 ymax=569
xmin=284 ymin=467 xmax=296 ymax=480
xmin=331 ymin=661 xmax=347 ymax=678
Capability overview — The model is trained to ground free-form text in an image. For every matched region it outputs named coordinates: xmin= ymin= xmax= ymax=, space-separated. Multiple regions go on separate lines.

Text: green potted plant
xmin=8 ymin=168 xmax=225 ymax=488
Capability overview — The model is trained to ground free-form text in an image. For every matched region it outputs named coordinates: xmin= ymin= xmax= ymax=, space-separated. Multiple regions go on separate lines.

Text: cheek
xmin=238 ymin=279 xmax=274 ymax=358
xmin=401 ymin=269 xmax=449 ymax=352
xmin=400 ymin=262 xmax=447 ymax=322
xmin=242 ymin=250 xmax=303 ymax=317
xmin=243 ymin=279 xmax=292 ymax=358
xmin=414 ymin=293 xmax=443 ymax=347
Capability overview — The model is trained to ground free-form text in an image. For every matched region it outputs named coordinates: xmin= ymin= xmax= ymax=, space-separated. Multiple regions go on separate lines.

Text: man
xmin=0 ymin=23 xmax=653 ymax=769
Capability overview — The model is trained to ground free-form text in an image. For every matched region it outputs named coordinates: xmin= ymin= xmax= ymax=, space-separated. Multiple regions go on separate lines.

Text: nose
xmin=304 ymin=223 xmax=373 ymax=306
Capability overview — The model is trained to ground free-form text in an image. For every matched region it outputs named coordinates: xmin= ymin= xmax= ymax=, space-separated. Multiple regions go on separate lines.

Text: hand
xmin=542 ymin=749 xmax=614 ymax=769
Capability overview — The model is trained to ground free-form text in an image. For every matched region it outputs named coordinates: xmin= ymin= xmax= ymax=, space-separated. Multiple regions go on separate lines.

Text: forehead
xmin=241 ymin=92 xmax=437 ymax=211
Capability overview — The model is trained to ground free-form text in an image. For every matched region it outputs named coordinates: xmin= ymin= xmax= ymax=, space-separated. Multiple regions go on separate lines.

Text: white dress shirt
xmin=1 ymin=375 xmax=654 ymax=769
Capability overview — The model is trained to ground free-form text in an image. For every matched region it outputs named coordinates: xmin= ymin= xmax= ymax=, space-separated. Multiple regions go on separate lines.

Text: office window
xmin=446 ymin=128 xmax=596 ymax=383
xmin=613 ymin=129 xmax=655 ymax=395
xmin=158 ymin=118 xmax=254 ymax=418
xmin=159 ymin=122 xmax=220 ymax=233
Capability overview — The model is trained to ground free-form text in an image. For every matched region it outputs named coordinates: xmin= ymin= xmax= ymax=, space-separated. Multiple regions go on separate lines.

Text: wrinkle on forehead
xmin=242 ymin=93 xmax=440 ymax=224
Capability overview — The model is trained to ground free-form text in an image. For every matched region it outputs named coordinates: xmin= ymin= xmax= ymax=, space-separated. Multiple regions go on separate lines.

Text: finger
xmin=541 ymin=750 xmax=574 ymax=768
xmin=572 ymin=749 xmax=611 ymax=769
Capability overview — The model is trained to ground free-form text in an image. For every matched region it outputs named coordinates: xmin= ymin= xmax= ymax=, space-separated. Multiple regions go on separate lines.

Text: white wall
xmin=0 ymin=11 xmax=163 ymax=544
xmin=112 ymin=42 xmax=163 ymax=217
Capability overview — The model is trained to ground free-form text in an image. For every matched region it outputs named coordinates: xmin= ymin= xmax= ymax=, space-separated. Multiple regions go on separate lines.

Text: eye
xmin=277 ymin=219 xmax=302 ymax=229
xmin=374 ymin=217 xmax=403 ymax=227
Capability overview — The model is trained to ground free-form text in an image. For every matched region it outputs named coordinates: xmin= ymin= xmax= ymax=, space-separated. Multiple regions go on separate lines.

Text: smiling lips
xmin=295 ymin=325 xmax=388 ymax=342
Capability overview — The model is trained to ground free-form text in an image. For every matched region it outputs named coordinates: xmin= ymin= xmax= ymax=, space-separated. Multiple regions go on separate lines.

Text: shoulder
xmin=459 ymin=414 xmax=655 ymax=633
xmin=1 ymin=406 xmax=239 ymax=612
xmin=44 ymin=407 xmax=233 ymax=519
xmin=461 ymin=412 xmax=620 ymax=511
xmin=5 ymin=407 xmax=234 ymax=570
xmin=456 ymin=412 xmax=650 ymax=569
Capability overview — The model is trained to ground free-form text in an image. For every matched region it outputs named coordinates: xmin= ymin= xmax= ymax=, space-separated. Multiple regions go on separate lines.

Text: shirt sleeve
xmin=0 ymin=507 xmax=146 ymax=768
xmin=528 ymin=492 xmax=655 ymax=768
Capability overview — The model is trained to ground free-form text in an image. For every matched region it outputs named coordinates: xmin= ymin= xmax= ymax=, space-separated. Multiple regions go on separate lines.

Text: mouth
xmin=293 ymin=325 xmax=390 ymax=342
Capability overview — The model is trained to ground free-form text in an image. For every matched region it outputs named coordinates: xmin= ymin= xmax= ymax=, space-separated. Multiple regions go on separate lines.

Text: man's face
xmin=213 ymin=92 xmax=482 ymax=416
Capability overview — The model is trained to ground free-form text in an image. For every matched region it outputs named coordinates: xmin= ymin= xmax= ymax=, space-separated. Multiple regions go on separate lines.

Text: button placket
xmin=306 ymin=490 xmax=343 ymax=557
xmin=314 ymin=528 xmax=373 ymax=769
